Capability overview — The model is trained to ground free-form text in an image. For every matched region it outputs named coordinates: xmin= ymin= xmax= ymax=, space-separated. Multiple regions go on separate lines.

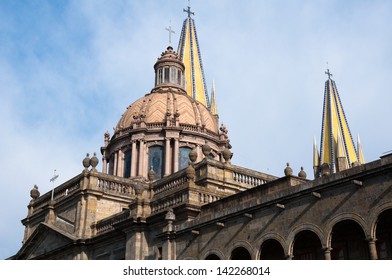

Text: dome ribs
xmin=196 ymin=102 xmax=206 ymax=130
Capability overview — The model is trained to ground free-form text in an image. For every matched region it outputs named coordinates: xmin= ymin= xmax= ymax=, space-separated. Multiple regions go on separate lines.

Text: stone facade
xmin=12 ymin=153 xmax=392 ymax=260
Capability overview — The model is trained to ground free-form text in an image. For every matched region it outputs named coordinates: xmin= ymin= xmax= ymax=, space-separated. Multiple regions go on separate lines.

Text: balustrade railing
xmin=153 ymin=174 xmax=188 ymax=195
xmin=233 ymin=171 xmax=267 ymax=187
xmin=32 ymin=174 xmax=83 ymax=211
xmin=96 ymin=176 xmax=136 ymax=197
xmin=151 ymin=192 xmax=188 ymax=213
xmin=94 ymin=210 xmax=130 ymax=235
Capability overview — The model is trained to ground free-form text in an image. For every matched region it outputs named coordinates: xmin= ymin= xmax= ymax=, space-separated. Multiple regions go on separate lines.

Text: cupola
xmin=152 ymin=46 xmax=186 ymax=94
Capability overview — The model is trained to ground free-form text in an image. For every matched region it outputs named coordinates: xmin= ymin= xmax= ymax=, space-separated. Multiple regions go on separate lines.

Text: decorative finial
xmin=165 ymin=21 xmax=175 ymax=45
xmin=298 ymin=166 xmax=307 ymax=179
xmin=90 ymin=152 xmax=99 ymax=171
xmin=83 ymin=153 xmax=91 ymax=170
xmin=189 ymin=148 xmax=198 ymax=164
xmin=284 ymin=162 xmax=293 ymax=176
xmin=222 ymin=147 xmax=233 ymax=163
xmin=165 ymin=208 xmax=176 ymax=221
xmin=30 ymin=184 xmax=40 ymax=200
xmin=183 ymin=4 xmax=194 ymax=18
xmin=186 ymin=162 xmax=195 ymax=180
xmin=202 ymin=141 xmax=212 ymax=158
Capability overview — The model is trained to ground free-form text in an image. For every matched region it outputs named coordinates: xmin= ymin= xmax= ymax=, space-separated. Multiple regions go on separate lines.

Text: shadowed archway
xmin=205 ymin=253 xmax=221 ymax=260
xmin=292 ymin=230 xmax=323 ymax=260
xmin=259 ymin=239 xmax=285 ymax=260
xmin=376 ymin=209 xmax=392 ymax=259
xmin=230 ymin=247 xmax=251 ymax=260
xmin=331 ymin=220 xmax=369 ymax=260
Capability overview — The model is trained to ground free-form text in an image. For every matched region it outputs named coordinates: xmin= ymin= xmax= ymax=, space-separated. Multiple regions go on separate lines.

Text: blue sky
xmin=1 ymin=0 xmax=391 ymax=259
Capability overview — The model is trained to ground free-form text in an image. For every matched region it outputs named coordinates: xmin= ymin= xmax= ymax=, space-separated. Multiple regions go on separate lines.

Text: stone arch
xmin=287 ymin=223 xmax=326 ymax=256
xmin=292 ymin=230 xmax=323 ymax=260
xmin=202 ymin=249 xmax=224 ymax=260
xmin=259 ymin=239 xmax=285 ymax=260
xmin=228 ymin=241 xmax=254 ymax=260
xmin=327 ymin=214 xmax=369 ymax=259
xmin=325 ymin=212 xmax=369 ymax=246
xmin=369 ymin=201 xmax=392 ymax=240
xmin=256 ymin=233 xmax=287 ymax=260
xmin=373 ymin=207 xmax=392 ymax=259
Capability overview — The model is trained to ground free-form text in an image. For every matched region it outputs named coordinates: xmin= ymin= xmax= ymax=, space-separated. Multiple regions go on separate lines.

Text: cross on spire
xmin=165 ymin=23 xmax=175 ymax=44
xmin=325 ymin=68 xmax=333 ymax=79
xmin=183 ymin=5 xmax=194 ymax=18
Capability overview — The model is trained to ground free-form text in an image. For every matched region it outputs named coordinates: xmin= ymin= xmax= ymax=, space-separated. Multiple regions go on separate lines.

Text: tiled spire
xmin=315 ymin=69 xmax=365 ymax=176
xmin=177 ymin=5 xmax=210 ymax=107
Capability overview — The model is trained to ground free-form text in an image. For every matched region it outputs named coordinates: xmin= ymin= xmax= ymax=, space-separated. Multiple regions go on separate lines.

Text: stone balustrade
xmin=151 ymin=192 xmax=188 ymax=213
xmin=94 ymin=210 xmax=130 ymax=235
xmin=95 ymin=175 xmax=136 ymax=197
xmin=154 ymin=173 xmax=189 ymax=195
xmin=233 ymin=171 xmax=266 ymax=187
xmin=32 ymin=174 xmax=83 ymax=211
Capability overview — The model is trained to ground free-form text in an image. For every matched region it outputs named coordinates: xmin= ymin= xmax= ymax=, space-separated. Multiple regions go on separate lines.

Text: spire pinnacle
xmin=317 ymin=72 xmax=362 ymax=176
xmin=210 ymin=80 xmax=218 ymax=115
xmin=177 ymin=6 xmax=210 ymax=107
xmin=313 ymin=136 xmax=320 ymax=177
xmin=357 ymin=135 xmax=366 ymax=164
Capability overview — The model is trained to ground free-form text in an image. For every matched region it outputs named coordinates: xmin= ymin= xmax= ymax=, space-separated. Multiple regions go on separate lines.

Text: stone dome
xmin=116 ymin=91 xmax=218 ymax=133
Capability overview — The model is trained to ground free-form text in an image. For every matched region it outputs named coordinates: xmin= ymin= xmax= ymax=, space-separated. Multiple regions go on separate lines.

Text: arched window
xmin=123 ymin=150 xmax=131 ymax=178
xmin=164 ymin=67 xmax=170 ymax=83
xmin=179 ymin=147 xmax=192 ymax=170
xmin=148 ymin=146 xmax=164 ymax=179
xmin=158 ymin=68 xmax=163 ymax=85
xmin=177 ymin=69 xmax=182 ymax=85
xmin=171 ymin=66 xmax=177 ymax=83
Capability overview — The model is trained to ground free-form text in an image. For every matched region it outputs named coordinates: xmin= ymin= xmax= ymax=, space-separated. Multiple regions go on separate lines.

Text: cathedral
xmin=11 ymin=7 xmax=392 ymax=260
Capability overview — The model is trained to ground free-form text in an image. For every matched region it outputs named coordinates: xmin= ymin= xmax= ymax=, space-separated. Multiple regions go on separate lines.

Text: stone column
xmin=102 ymin=153 xmax=107 ymax=174
xmin=138 ymin=140 xmax=144 ymax=177
xmin=323 ymin=247 xmax=332 ymax=260
xmin=131 ymin=141 xmax=137 ymax=177
xmin=368 ymin=239 xmax=378 ymax=260
xmin=164 ymin=138 xmax=171 ymax=176
xmin=113 ymin=151 xmax=118 ymax=176
xmin=173 ymin=138 xmax=179 ymax=172
xmin=143 ymin=141 xmax=148 ymax=178
xmin=118 ymin=150 xmax=124 ymax=177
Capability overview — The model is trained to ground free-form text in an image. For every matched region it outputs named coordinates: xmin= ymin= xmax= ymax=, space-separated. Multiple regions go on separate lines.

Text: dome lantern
xmin=152 ymin=46 xmax=186 ymax=94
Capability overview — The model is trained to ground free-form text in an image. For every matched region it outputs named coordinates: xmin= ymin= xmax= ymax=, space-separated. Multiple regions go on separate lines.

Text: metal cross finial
xmin=183 ymin=5 xmax=194 ymax=18
xmin=325 ymin=68 xmax=333 ymax=79
xmin=49 ymin=169 xmax=59 ymax=201
xmin=165 ymin=23 xmax=175 ymax=44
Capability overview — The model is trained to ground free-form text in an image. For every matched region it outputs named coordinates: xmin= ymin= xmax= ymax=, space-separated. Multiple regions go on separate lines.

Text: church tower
xmin=177 ymin=6 xmax=210 ymax=109
xmin=314 ymin=69 xmax=365 ymax=177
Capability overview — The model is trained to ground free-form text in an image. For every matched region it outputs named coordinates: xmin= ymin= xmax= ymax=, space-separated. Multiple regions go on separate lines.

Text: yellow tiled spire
xmin=177 ymin=6 xmax=210 ymax=107
xmin=316 ymin=69 xmax=365 ymax=176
